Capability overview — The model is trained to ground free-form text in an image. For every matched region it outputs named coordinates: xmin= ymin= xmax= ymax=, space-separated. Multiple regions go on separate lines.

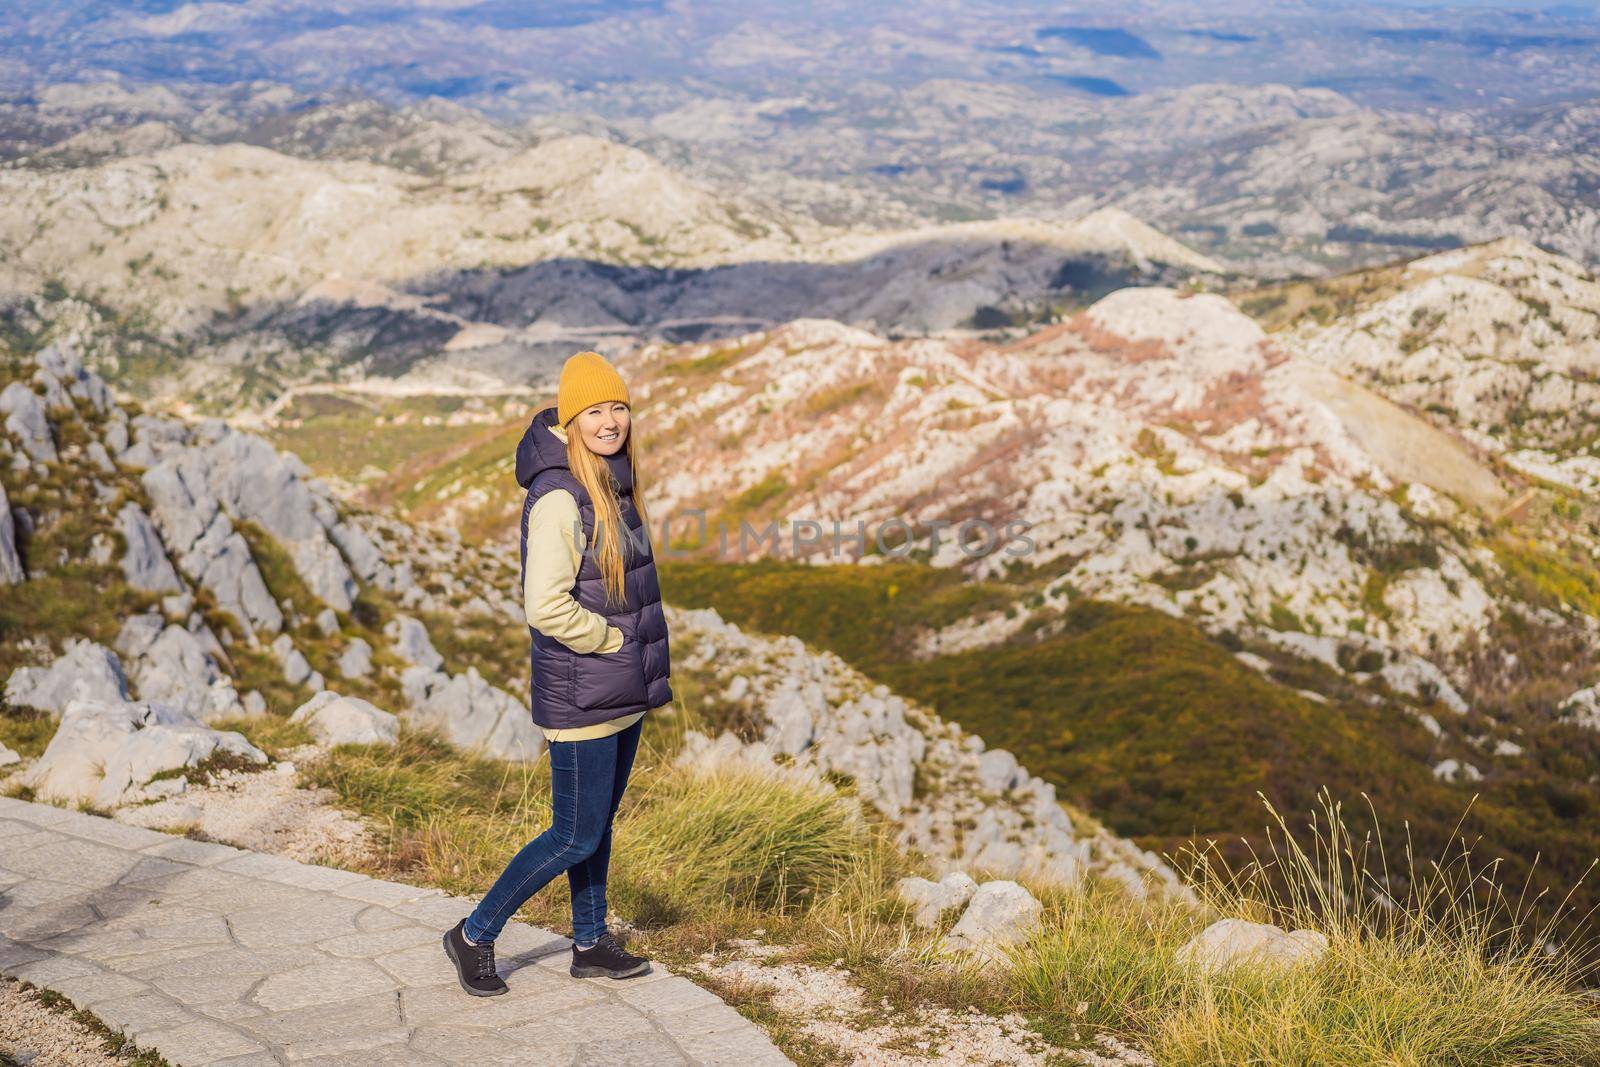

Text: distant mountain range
xmin=3 ymin=1 xmax=1599 ymax=275
xmin=0 ymin=131 xmax=1227 ymax=408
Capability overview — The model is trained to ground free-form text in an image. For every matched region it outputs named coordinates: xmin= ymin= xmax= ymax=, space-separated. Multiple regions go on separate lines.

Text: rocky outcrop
xmin=22 ymin=697 xmax=266 ymax=807
xmin=1561 ymin=685 xmax=1600 ymax=731
xmin=116 ymin=501 xmax=183 ymax=593
xmin=115 ymin=613 xmax=249 ymax=722
xmin=400 ymin=664 xmax=544 ymax=762
xmin=1175 ymin=918 xmax=1329 ymax=976
xmin=118 ymin=410 xmax=389 ymax=630
xmin=139 ymin=452 xmax=285 ymax=636
xmin=337 ymin=637 xmax=374 ymax=679
xmin=290 ymin=692 xmax=399 ymax=747
xmin=385 ymin=614 xmax=445 ymax=671
xmin=272 ymin=633 xmax=325 ymax=692
xmin=673 ymin=605 xmax=1187 ymax=900
xmin=0 ymin=381 xmax=57 ymax=463
xmin=32 ymin=343 xmax=111 ymax=414
xmin=4 ymin=640 xmax=129 ymax=715
xmin=0 ymin=481 xmax=22 ymax=584
xmin=896 ymin=871 xmax=978 ymax=928
xmin=938 ymin=880 xmax=1043 ymax=964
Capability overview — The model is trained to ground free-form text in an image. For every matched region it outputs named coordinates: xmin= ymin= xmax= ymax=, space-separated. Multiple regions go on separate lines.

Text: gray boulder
xmin=330 ymin=521 xmax=384 ymax=582
xmin=272 ymin=634 xmax=314 ymax=686
xmin=5 ymin=640 xmax=129 ymax=716
xmin=0 ymin=382 xmax=56 ymax=462
xmin=0 ymin=482 xmax=22 ymax=584
xmin=103 ymin=416 xmax=129 ymax=456
xmin=315 ymin=608 xmax=340 ymax=637
xmin=1175 ymin=919 xmax=1329 ymax=976
xmin=87 ymin=440 xmax=115 ymax=472
xmin=977 ymin=748 xmax=1024 ymax=793
xmin=126 ymin=623 xmax=246 ymax=723
xmin=190 ymin=427 xmax=356 ymax=611
xmin=896 ymin=871 xmax=978 ymax=927
xmin=33 ymin=344 xmax=110 ymax=413
xmin=142 ymin=456 xmax=283 ymax=635
xmin=117 ymin=502 xmax=183 ymax=593
xmin=22 ymin=697 xmax=265 ymax=807
xmin=386 ymin=615 xmax=444 ymax=671
xmin=338 ymin=638 xmax=373 ymax=679
xmin=939 ymin=880 xmax=1043 ymax=964
xmin=402 ymin=666 xmax=543 ymax=762
xmin=0 ymin=741 xmax=19 ymax=767
xmin=290 ymin=692 xmax=399 ymax=747
xmin=114 ymin=612 xmax=167 ymax=660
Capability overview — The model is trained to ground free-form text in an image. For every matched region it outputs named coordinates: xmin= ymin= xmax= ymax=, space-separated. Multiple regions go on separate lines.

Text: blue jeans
xmin=463 ymin=717 xmax=642 ymax=946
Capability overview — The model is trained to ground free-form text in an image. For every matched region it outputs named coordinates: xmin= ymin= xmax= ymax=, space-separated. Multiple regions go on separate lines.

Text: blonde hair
xmin=566 ymin=419 xmax=650 ymax=608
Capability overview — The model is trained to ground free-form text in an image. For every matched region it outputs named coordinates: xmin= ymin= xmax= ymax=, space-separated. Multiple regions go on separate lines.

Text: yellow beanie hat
xmin=557 ymin=351 xmax=630 ymax=427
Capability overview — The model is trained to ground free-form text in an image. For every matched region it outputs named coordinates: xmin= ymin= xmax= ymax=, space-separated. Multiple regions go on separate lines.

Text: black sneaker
xmin=443 ymin=919 xmax=508 ymax=997
xmin=570 ymin=930 xmax=651 ymax=979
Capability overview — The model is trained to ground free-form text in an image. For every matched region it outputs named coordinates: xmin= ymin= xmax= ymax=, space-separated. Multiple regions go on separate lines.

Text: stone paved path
xmin=0 ymin=797 xmax=792 ymax=1066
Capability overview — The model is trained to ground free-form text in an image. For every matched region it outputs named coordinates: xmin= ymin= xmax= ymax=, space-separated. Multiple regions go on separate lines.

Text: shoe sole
xmin=571 ymin=960 xmax=652 ymax=980
xmin=442 ymin=927 xmax=508 ymax=997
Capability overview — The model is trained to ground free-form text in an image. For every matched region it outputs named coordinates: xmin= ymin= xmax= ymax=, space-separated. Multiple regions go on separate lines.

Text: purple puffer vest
xmin=515 ymin=406 xmax=672 ymax=731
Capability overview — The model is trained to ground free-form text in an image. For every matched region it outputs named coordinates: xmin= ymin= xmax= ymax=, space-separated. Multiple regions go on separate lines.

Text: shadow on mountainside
xmin=213 ymin=234 xmax=1224 ymax=389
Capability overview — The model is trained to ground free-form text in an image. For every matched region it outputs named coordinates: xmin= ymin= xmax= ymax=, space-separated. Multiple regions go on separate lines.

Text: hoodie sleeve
xmin=524 ymin=489 xmax=625 ymax=655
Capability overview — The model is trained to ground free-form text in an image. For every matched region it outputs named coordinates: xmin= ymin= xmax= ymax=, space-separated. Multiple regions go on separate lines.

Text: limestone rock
xmin=126 ymin=622 xmax=246 ymax=723
xmin=0 ymin=481 xmax=22 ymax=584
xmin=4 ymin=640 xmax=129 ymax=716
xmin=0 ymin=382 xmax=57 ymax=462
xmin=273 ymin=634 xmax=314 ymax=686
xmin=290 ymin=692 xmax=399 ymax=747
xmin=1560 ymin=685 xmax=1600 ymax=730
xmin=22 ymin=697 xmax=265 ymax=807
xmin=1432 ymin=758 xmax=1483 ymax=783
xmin=977 ymin=748 xmax=1023 ymax=793
xmin=940 ymin=880 xmax=1043 ymax=963
xmin=0 ymin=741 xmax=19 ymax=767
xmin=142 ymin=456 xmax=283 ymax=635
xmin=330 ymin=521 xmax=384 ymax=581
xmin=117 ymin=501 xmax=183 ymax=593
xmin=33 ymin=344 xmax=110 ymax=413
xmin=896 ymin=871 xmax=978 ymax=927
xmin=386 ymin=615 xmax=444 ymax=671
xmin=113 ymin=612 xmax=167 ymax=660
xmin=1175 ymin=918 xmax=1329 ymax=976
xmin=401 ymin=666 xmax=543 ymax=762
xmin=337 ymin=638 xmax=373 ymax=679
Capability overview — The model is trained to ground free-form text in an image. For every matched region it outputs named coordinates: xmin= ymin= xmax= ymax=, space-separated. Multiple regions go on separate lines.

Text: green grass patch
xmin=1494 ymin=534 xmax=1600 ymax=618
xmin=0 ymin=705 xmax=56 ymax=758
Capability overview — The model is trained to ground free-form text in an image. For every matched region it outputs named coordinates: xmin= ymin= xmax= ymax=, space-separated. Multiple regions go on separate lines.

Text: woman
xmin=443 ymin=350 xmax=673 ymax=996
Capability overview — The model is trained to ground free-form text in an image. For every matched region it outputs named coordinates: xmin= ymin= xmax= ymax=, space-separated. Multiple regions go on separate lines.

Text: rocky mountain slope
xmin=1258 ymin=238 xmax=1600 ymax=497
xmin=256 ymin=239 xmax=1600 ymax=935
xmin=0 ymin=131 xmax=1224 ymax=410
xmin=0 ymin=337 xmax=1181 ymax=905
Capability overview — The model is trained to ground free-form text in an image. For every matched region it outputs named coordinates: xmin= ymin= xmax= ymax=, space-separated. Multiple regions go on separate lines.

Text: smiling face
xmin=572 ymin=401 xmax=630 ymax=455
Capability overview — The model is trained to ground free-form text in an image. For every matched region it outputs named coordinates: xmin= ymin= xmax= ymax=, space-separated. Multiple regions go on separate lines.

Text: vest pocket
xmin=572 ymin=632 xmax=649 ymax=711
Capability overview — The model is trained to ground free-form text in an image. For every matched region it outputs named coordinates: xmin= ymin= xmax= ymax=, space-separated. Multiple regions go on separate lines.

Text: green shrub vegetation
xmin=661 ymin=559 xmax=1600 ymax=951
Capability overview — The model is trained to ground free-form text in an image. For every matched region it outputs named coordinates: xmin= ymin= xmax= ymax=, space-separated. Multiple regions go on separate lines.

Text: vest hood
xmin=515 ymin=406 xmax=633 ymax=492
